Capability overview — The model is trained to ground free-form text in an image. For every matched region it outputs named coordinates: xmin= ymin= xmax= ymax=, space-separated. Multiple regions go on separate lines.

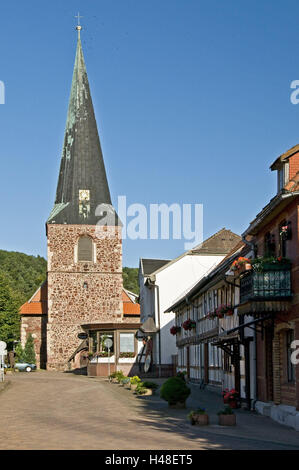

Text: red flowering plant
xmin=222 ymin=388 xmax=239 ymax=408
xmin=182 ymin=319 xmax=196 ymax=331
xmin=207 ymin=310 xmax=217 ymax=319
xmin=231 ymin=257 xmax=251 ymax=271
xmin=170 ymin=325 xmax=181 ymax=336
xmin=216 ymin=304 xmax=234 ymax=317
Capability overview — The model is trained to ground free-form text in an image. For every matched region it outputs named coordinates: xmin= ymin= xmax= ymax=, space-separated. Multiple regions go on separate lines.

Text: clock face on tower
xmin=79 ymin=189 xmax=90 ymax=219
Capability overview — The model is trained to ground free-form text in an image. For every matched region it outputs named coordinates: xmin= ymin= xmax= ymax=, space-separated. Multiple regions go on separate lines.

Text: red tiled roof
xmin=19 ymin=282 xmax=140 ymax=317
xmin=19 ymin=282 xmax=48 ymax=316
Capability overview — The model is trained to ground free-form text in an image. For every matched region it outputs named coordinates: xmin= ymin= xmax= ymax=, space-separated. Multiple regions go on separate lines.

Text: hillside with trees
xmin=0 ymin=249 xmax=139 ymax=348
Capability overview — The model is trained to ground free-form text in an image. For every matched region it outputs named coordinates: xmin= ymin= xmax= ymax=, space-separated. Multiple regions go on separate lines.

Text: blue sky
xmin=1 ymin=0 xmax=299 ymax=267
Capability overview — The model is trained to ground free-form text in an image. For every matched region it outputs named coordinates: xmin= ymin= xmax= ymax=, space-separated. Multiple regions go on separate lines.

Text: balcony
xmin=240 ymin=266 xmax=292 ymax=304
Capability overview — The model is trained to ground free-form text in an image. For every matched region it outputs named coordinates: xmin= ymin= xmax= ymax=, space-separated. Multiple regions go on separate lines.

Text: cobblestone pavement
xmin=1 ymin=372 xmax=299 ymax=450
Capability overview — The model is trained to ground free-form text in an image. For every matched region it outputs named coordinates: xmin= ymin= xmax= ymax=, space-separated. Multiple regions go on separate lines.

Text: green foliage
xmin=160 ymin=377 xmax=191 ymax=405
xmin=15 ymin=343 xmax=25 ymax=362
xmin=187 ymin=408 xmax=206 ymax=420
xmin=23 ymin=334 xmax=36 ymax=364
xmin=130 ymin=375 xmax=141 ymax=385
xmin=0 ymin=250 xmax=46 ymax=303
xmin=0 ymin=250 xmax=46 ymax=349
xmin=122 ymin=267 xmax=139 ymax=295
xmin=0 ymin=272 xmax=22 ymax=349
xmin=142 ymin=381 xmax=158 ymax=390
xmin=115 ymin=370 xmax=125 ymax=383
xmin=217 ymin=406 xmax=234 ymax=415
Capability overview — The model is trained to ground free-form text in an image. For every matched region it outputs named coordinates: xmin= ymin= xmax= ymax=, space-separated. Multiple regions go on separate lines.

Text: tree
xmin=15 ymin=343 xmax=25 ymax=362
xmin=0 ymin=273 xmax=21 ymax=349
xmin=122 ymin=267 xmax=139 ymax=295
xmin=23 ymin=334 xmax=36 ymax=364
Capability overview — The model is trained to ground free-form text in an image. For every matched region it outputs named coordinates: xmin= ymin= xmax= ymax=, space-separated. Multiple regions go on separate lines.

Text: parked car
xmin=14 ymin=362 xmax=36 ymax=372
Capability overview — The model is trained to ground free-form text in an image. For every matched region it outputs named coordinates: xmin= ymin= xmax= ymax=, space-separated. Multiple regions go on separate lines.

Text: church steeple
xmin=48 ymin=26 xmax=119 ymax=225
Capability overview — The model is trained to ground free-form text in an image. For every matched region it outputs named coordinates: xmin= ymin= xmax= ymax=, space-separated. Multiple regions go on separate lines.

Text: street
xmin=1 ymin=371 xmax=299 ymax=450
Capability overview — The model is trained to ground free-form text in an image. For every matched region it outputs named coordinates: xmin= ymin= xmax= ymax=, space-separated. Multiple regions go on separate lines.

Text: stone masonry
xmin=47 ymin=224 xmax=123 ymax=370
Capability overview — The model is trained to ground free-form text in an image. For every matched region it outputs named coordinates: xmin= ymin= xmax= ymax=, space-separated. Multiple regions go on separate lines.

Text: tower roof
xmin=48 ymin=30 xmax=120 ymax=226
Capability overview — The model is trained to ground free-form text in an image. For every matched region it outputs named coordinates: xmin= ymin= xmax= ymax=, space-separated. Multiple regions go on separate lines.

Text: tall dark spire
xmin=48 ymin=27 xmax=119 ymax=226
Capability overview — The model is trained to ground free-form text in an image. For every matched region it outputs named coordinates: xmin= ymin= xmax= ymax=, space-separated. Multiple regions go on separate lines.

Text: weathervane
xmin=75 ymin=12 xmax=83 ymax=37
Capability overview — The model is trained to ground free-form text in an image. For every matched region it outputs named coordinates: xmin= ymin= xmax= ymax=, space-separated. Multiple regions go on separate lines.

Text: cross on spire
xmin=75 ymin=12 xmax=83 ymax=26
xmin=75 ymin=12 xmax=83 ymax=37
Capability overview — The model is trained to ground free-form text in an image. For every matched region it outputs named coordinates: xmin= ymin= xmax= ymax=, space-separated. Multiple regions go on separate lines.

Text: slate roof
xmin=140 ymin=259 xmax=171 ymax=276
xmin=48 ymin=34 xmax=119 ymax=226
xmin=190 ymin=228 xmax=241 ymax=255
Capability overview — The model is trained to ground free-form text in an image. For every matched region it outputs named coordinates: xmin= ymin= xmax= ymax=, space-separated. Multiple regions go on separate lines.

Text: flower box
xmin=182 ymin=319 xmax=196 ymax=331
xmin=218 ymin=414 xmax=236 ymax=426
xmin=193 ymin=414 xmax=209 ymax=425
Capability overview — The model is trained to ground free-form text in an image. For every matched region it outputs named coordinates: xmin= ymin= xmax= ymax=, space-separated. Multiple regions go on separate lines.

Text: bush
xmin=160 ymin=377 xmax=190 ymax=405
xmin=142 ymin=381 xmax=158 ymax=390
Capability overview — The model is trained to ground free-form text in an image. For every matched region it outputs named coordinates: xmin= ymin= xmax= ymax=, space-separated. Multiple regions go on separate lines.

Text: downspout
xmin=148 ymin=279 xmax=161 ymax=377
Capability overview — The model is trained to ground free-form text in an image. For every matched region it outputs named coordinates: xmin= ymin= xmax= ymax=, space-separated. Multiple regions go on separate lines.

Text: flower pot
xmin=226 ymin=310 xmax=234 ymax=316
xmin=169 ymin=401 xmax=186 ymax=409
xmin=193 ymin=414 xmax=209 ymax=425
xmin=218 ymin=414 xmax=236 ymax=426
xmin=130 ymin=383 xmax=138 ymax=391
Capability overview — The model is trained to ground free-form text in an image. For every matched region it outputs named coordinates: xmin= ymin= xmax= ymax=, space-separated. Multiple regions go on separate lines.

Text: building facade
xmin=139 ymin=229 xmax=241 ymax=376
xmin=238 ymin=144 xmax=299 ymax=427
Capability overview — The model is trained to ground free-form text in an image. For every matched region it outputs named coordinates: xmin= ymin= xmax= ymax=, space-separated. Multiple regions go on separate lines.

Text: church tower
xmin=46 ymin=25 xmax=123 ymax=370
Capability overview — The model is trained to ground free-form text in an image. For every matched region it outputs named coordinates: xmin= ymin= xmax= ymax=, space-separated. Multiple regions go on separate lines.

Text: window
xmin=89 ymin=331 xmax=114 ymax=354
xmin=286 ymin=330 xmax=295 ymax=383
xmin=277 ymin=162 xmax=289 ymax=193
xmin=78 ymin=236 xmax=93 ymax=262
xmin=119 ymin=333 xmax=135 ymax=353
xmin=264 ymin=232 xmax=276 ymax=257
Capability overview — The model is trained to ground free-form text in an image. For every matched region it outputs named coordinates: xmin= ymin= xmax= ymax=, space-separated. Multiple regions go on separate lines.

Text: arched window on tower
xmin=77 ymin=236 xmax=93 ymax=262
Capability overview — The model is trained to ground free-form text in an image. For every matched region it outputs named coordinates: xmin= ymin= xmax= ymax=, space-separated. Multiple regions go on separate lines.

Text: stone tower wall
xmin=47 ymin=224 xmax=123 ymax=370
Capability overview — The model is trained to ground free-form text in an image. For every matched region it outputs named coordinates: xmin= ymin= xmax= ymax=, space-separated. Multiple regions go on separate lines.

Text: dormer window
xmin=277 ymin=162 xmax=289 ymax=192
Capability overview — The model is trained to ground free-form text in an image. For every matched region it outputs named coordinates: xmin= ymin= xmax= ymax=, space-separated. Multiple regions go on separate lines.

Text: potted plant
xmin=188 ymin=408 xmax=209 ymax=425
xmin=121 ymin=377 xmax=130 ymax=387
xmin=222 ymin=388 xmax=239 ymax=408
xmin=170 ymin=325 xmax=181 ymax=335
xmin=115 ymin=370 xmax=125 ymax=384
xmin=160 ymin=376 xmax=191 ymax=408
xmin=217 ymin=406 xmax=236 ymax=426
xmin=135 ymin=381 xmax=157 ymax=396
xmin=231 ymin=257 xmax=251 ymax=274
xmin=108 ymin=371 xmax=118 ymax=383
xmin=130 ymin=375 xmax=141 ymax=391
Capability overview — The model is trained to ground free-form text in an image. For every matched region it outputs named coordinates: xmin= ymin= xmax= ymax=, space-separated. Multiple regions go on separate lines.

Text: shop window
xmin=89 ymin=331 xmax=114 ymax=354
xmin=286 ymin=330 xmax=295 ymax=383
xmin=119 ymin=333 xmax=135 ymax=353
